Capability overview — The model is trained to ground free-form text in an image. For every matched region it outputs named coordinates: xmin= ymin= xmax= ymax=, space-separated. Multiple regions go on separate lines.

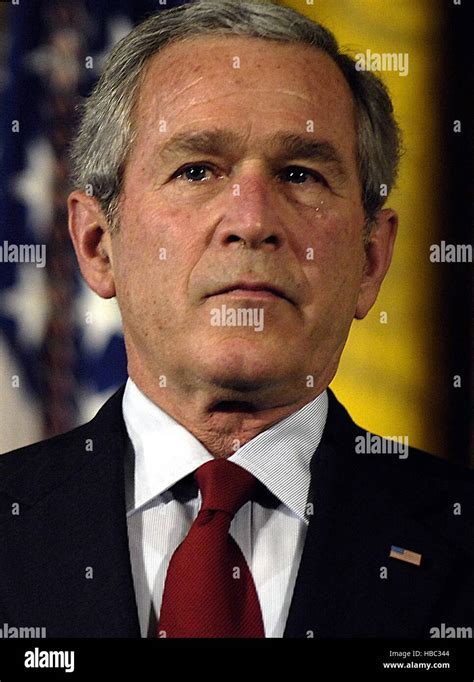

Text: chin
xmin=196 ymin=338 xmax=286 ymax=390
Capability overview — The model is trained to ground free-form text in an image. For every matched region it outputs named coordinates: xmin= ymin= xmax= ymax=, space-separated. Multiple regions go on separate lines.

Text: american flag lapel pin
xmin=389 ymin=545 xmax=422 ymax=566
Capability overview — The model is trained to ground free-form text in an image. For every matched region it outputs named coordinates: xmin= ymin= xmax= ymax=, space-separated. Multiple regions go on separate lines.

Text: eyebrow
xmin=157 ymin=129 xmax=349 ymax=182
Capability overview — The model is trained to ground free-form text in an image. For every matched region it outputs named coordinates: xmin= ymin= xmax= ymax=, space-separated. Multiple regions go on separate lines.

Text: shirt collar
xmin=123 ymin=378 xmax=328 ymax=524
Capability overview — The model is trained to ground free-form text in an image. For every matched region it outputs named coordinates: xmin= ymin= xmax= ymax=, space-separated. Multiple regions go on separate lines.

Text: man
xmin=0 ymin=0 xmax=472 ymax=639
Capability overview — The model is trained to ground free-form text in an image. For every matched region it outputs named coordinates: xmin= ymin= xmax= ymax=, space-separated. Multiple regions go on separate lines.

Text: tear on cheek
xmin=313 ymin=199 xmax=326 ymax=219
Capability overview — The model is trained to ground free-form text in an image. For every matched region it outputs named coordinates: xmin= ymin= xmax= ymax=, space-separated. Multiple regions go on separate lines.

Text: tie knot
xmin=195 ymin=460 xmax=258 ymax=517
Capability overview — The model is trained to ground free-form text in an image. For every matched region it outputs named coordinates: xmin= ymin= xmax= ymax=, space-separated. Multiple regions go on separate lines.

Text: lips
xmin=208 ymin=280 xmax=292 ymax=303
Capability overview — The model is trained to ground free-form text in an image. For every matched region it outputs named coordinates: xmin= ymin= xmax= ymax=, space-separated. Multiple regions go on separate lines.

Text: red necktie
xmin=158 ymin=459 xmax=265 ymax=638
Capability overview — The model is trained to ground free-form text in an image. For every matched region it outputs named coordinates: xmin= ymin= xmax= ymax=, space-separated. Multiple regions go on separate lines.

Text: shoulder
xmin=327 ymin=387 xmax=473 ymax=479
xmin=0 ymin=386 xmax=127 ymax=490
xmin=325 ymin=389 xmax=474 ymax=549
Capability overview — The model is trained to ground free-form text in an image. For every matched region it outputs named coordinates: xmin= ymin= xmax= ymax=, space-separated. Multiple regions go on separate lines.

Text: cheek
xmin=297 ymin=211 xmax=365 ymax=344
xmin=301 ymin=207 xmax=364 ymax=268
xmin=121 ymin=185 xmax=197 ymax=256
xmin=113 ymin=200 xmax=201 ymax=306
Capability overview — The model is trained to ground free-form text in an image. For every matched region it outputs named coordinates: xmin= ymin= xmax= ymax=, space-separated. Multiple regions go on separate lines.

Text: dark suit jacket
xmin=0 ymin=386 xmax=473 ymax=638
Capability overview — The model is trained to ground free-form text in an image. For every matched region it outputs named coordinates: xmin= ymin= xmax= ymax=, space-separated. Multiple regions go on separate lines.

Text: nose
xmin=213 ymin=168 xmax=287 ymax=252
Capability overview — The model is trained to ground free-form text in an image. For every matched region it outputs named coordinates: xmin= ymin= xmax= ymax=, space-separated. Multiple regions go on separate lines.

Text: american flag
xmin=0 ymin=0 xmax=187 ymax=452
xmin=389 ymin=545 xmax=422 ymax=567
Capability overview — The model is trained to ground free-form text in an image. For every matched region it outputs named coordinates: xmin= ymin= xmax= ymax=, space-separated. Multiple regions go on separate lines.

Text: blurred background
xmin=0 ymin=0 xmax=472 ymax=464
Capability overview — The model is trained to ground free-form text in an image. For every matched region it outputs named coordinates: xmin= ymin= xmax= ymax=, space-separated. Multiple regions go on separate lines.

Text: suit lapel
xmin=284 ymin=391 xmax=467 ymax=638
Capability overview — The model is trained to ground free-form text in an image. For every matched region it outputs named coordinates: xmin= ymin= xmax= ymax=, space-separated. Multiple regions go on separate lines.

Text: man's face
xmin=104 ymin=36 xmax=378 ymax=401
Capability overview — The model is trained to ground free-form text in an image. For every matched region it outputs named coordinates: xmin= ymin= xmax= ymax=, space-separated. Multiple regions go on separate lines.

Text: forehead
xmin=133 ymin=34 xmax=357 ymax=156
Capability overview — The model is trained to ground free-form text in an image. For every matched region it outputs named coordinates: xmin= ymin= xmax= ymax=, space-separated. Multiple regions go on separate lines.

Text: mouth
xmin=207 ymin=281 xmax=292 ymax=304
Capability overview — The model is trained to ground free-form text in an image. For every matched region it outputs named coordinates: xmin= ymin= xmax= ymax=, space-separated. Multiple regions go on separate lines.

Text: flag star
xmin=92 ymin=16 xmax=134 ymax=74
xmin=0 ymin=264 xmax=49 ymax=348
xmin=77 ymin=281 xmax=123 ymax=354
xmin=12 ymin=137 xmax=54 ymax=241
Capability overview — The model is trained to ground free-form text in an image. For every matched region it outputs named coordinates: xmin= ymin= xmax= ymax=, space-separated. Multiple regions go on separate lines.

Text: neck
xmin=128 ymin=370 xmax=330 ymax=459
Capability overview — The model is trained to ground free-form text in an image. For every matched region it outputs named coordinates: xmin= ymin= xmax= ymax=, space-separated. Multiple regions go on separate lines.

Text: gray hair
xmin=69 ymin=0 xmax=401 ymax=234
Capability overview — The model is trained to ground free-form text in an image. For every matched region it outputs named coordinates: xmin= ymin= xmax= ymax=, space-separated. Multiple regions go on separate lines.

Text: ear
xmin=67 ymin=190 xmax=116 ymax=299
xmin=355 ymin=208 xmax=398 ymax=320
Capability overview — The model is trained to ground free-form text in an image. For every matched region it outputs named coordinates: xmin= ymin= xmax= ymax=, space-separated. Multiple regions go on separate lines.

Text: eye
xmin=172 ymin=163 xmax=216 ymax=183
xmin=280 ymin=165 xmax=328 ymax=186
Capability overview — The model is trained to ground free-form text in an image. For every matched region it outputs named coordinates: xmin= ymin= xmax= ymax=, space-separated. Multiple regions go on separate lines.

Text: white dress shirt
xmin=123 ymin=378 xmax=328 ymax=637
